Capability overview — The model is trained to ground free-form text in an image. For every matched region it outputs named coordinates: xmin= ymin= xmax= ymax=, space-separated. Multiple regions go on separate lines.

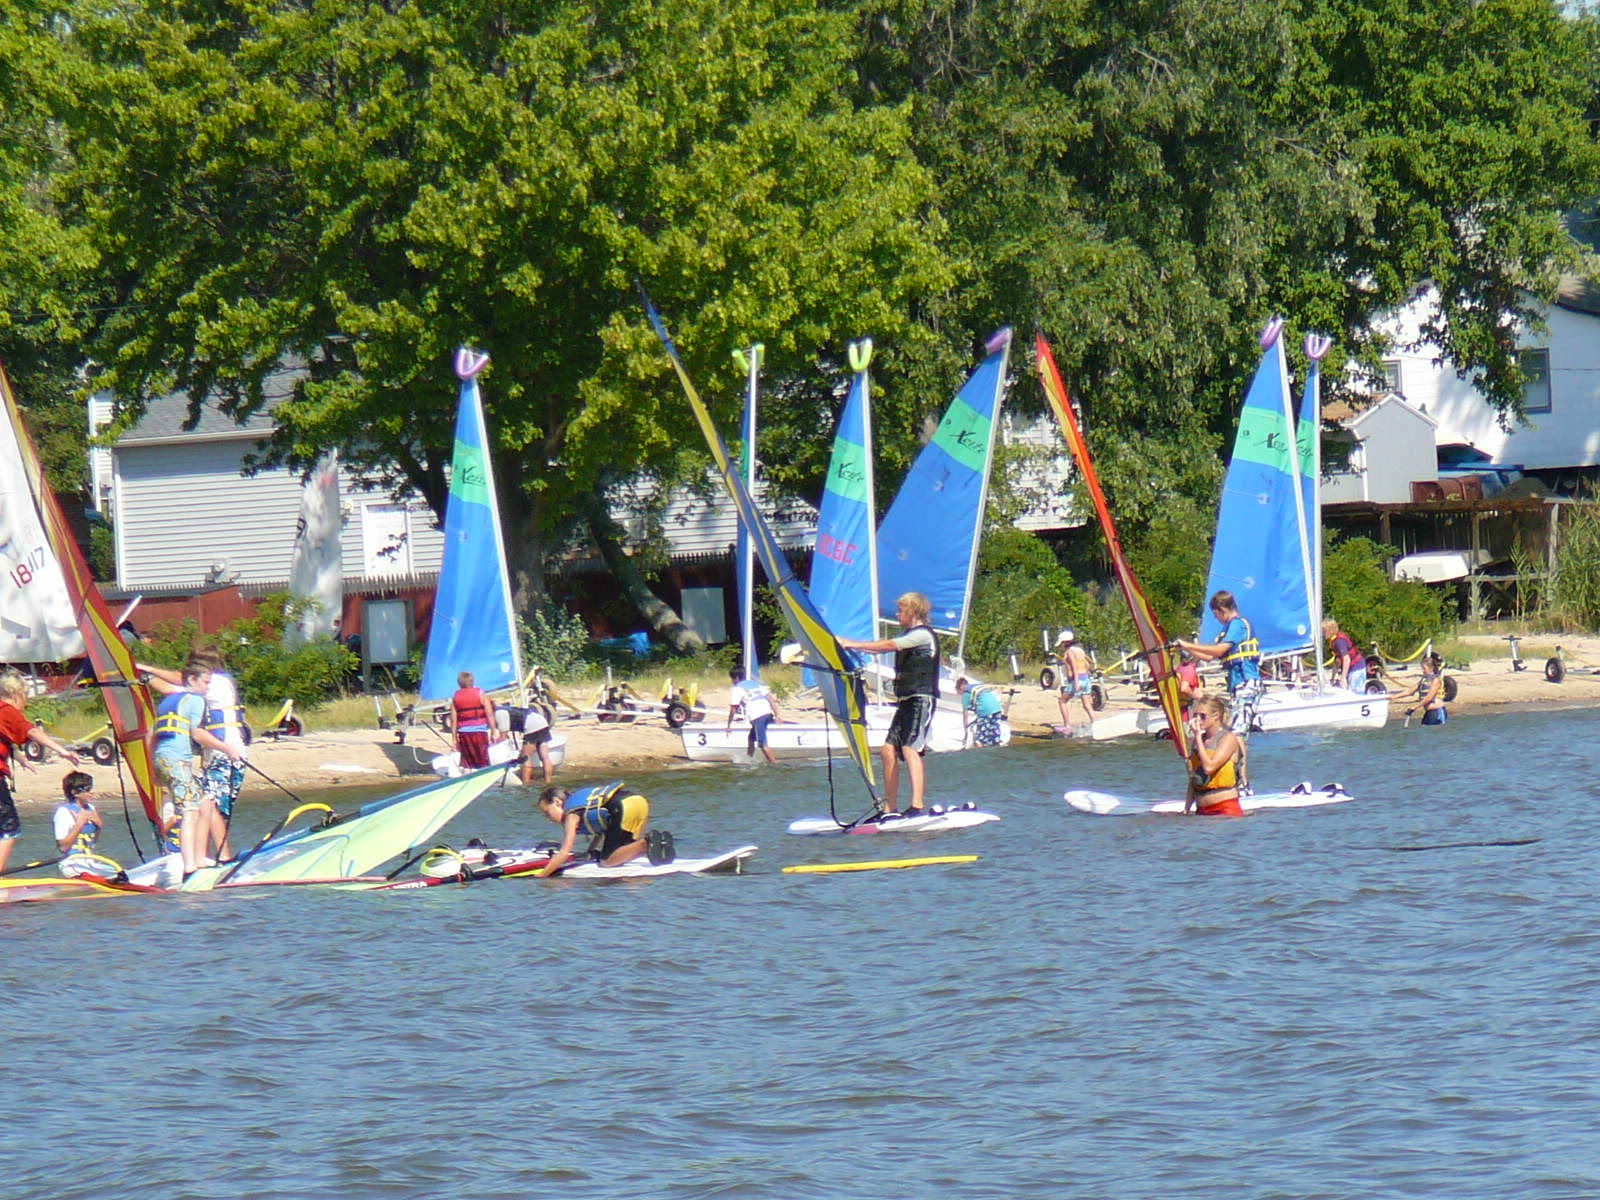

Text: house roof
xmin=1325 ymin=392 xmax=1436 ymax=433
xmin=1556 ymin=273 xmax=1600 ymax=318
xmin=112 ymin=365 xmax=302 ymax=446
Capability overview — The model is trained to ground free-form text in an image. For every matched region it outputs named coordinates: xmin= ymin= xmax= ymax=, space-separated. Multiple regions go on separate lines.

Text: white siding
xmin=1377 ymin=292 xmax=1600 ymax=470
xmin=1321 ymin=397 xmax=1438 ymax=504
xmin=113 ymin=441 xmax=443 ymax=590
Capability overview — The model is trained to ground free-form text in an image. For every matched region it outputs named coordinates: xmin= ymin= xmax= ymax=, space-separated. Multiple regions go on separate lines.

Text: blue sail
xmin=419 ymin=359 xmax=521 ymax=701
xmin=1199 ymin=325 xmax=1313 ymax=655
xmin=805 ymin=356 xmax=877 ymax=687
xmin=876 ymin=329 xmax=1011 ymax=649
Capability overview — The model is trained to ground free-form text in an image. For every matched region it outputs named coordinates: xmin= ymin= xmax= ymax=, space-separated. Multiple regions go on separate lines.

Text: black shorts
xmin=522 ymin=727 xmax=552 ymax=747
xmin=886 ymin=695 xmax=935 ymax=755
xmin=0 ymin=773 xmax=19 ymax=840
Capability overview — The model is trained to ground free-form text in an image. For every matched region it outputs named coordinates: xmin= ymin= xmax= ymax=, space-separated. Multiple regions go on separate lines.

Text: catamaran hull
xmin=1088 ymin=685 xmax=1388 ymax=742
xmin=679 ymin=705 xmax=1007 ymax=763
xmin=1252 ymin=686 xmax=1389 ymax=731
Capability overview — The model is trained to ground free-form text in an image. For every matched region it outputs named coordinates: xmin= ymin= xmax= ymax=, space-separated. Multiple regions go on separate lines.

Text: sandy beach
xmin=12 ymin=632 xmax=1600 ymax=806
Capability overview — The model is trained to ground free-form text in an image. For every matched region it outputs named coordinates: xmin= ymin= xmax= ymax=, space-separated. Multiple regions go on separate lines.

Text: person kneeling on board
xmin=1185 ymin=695 xmax=1244 ymax=817
xmin=532 ymin=780 xmax=675 ymax=876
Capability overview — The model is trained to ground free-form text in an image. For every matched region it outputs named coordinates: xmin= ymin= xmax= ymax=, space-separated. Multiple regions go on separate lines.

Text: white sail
xmin=0 ymin=404 xmax=83 ymax=663
xmin=285 ymin=450 xmax=344 ymax=645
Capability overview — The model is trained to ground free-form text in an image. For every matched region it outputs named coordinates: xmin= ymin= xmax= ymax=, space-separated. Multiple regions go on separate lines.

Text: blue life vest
xmin=563 ymin=780 xmax=627 ymax=836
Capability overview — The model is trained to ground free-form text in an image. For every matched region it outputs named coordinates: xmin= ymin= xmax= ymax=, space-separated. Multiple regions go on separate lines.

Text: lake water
xmin=6 ymin=705 xmax=1599 ymax=1199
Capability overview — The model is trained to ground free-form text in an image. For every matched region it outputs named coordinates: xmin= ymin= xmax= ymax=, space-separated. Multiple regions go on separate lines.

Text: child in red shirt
xmin=0 ymin=672 xmax=82 ymax=873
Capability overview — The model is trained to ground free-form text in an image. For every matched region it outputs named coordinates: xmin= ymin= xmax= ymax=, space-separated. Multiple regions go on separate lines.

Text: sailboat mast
xmin=737 ymin=343 xmax=763 ymax=680
xmin=956 ymin=328 xmax=1012 ymax=666
xmin=460 ymin=349 xmax=526 ymax=705
xmin=1303 ymin=334 xmax=1333 ymax=689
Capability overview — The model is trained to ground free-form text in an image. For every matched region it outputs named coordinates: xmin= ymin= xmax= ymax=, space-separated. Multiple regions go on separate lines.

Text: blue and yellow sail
xmin=643 ymin=298 xmax=877 ymax=795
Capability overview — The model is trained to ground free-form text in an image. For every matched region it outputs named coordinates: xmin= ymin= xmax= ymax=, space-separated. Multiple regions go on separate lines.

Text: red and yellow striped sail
xmin=1035 ymin=334 xmax=1189 ymax=761
xmin=0 ymin=366 xmax=164 ymax=831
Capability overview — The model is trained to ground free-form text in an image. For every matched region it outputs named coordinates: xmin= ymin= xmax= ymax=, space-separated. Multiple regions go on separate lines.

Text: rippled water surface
xmin=8 ymin=707 xmax=1600 ymax=1198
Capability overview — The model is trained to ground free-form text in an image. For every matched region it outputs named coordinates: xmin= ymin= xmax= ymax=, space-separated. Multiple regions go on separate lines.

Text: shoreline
xmin=11 ymin=632 xmax=1600 ymax=806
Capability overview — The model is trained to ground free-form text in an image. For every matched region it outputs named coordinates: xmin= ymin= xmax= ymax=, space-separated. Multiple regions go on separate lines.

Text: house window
xmin=1381 ymin=359 xmax=1402 ymax=394
xmin=1520 ymin=348 xmax=1551 ymax=414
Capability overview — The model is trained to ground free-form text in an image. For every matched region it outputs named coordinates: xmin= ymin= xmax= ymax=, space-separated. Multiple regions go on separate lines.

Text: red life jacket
xmin=453 ymin=687 xmax=489 ymax=730
xmin=1331 ymin=631 xmax=1363 ymax=672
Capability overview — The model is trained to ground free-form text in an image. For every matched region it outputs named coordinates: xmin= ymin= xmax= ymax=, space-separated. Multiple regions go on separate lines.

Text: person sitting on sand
xmin=1185 ymin=695 xmax=1244 ymax=817
xmin=532 ymin=780 xmax=674 ymax=876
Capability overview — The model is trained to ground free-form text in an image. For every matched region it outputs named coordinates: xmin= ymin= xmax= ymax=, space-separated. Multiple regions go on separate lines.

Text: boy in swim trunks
xmin=1054 ymin=630 xmax=1096 ymax=732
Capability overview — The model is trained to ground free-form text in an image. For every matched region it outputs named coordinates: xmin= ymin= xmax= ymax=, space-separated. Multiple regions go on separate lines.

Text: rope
xmin=1368 ymin=639 xmax=1431 ymax=666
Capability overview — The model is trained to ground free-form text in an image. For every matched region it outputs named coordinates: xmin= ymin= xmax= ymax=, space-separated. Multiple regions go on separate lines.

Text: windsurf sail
xmin=1198 ymin=319 xmax=1314 ymax=656
xmin=0 ymin=394 xmax=81 ymax=663
xmin=1035 ymin=334 xmax=1189 ymax=761
xmin=876 ymin=328 xmax=1011 ymax=662
xmin=805 ymin=339 xmax=879 ymax=688
xmin=419 ymin=350 xmax=523 ymax=702
xmin=643 ymin=296 xmax=878 ymax=796
xmin=0 ymin=364 xmax=164 ymax=835
xmin=285 ymin=450 xmax=343 ymax=646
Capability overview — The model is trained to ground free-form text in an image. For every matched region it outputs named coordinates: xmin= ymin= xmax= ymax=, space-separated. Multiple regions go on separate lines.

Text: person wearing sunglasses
xmin=1185 ymin=695 xmax=1244 ymax=817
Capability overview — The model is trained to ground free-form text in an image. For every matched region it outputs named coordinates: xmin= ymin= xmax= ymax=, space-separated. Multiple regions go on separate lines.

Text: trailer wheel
xmin=1545 ymin=657 xmax=1565 ymax=684
xmin=1090 ymin=682 xmax=1108 ymax=711
xmin=91 ymin=738 xmax=117 ymax=766
xmin=1443 ymin=675 xmax=1460 ymax=702
xmin=24 ymin=740 xmax=46 ymax=763
xmin=1039 ymin=667 xmax=1057 ymax=691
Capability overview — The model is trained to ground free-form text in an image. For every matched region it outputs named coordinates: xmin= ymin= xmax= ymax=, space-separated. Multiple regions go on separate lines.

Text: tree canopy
xmin=1 ymin=0 xmax=1596 ymax=627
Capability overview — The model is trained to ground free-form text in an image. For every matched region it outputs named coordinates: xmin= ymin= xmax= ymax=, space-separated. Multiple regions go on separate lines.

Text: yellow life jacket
xmin=1188 ymin=745 xmax=1237 ymax=793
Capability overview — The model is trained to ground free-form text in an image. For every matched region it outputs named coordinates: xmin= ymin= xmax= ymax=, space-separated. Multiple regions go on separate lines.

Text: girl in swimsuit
xmin=1185 ymin=694 xmax=1244 ymax=817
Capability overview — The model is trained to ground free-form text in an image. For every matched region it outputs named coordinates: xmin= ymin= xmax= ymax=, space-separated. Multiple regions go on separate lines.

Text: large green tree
xmin=47 ymin=0 xmax=950 ymax=639
xmin=855 ymin=0 xmax=1600 ymax=541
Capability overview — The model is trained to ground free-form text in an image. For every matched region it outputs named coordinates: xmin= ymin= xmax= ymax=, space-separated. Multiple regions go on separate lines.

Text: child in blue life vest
xmin=53 ymin=771 xmax=104 ymax=876
xmin=957 ymin=677 xmax=1004 ymax=747
xmin=531 ymin=781 xmax=672 ymax=877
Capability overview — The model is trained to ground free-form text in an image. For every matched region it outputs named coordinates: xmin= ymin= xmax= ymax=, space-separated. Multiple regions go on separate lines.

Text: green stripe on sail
xmin=823 ymin=440 xmax=870 ymax=505
xmin=931 ymin=398 xmax=991 ymax=473
xmin=1232 ymin=407 xmax=1297 ymax=474
xmin=449 ymin=441 xmax=491 ymax=506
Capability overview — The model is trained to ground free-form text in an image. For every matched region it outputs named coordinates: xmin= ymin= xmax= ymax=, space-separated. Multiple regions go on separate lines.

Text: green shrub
xmin=1549 ymin=500 xmax=1600 ymax=630
xmin=144 ymin=593 xmax=356 ymax=706
xmin=963 ymin=526 xmax=1089 ymax=668
xmin=1322 ymin=535 xmax=1449 ymax=655
xmin=521 ymin=602 xmax=595 ymax=680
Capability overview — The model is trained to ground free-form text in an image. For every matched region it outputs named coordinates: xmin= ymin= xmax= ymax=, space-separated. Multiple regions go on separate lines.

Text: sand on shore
xmin=11 ymin=632 xmax=1598 ymax=806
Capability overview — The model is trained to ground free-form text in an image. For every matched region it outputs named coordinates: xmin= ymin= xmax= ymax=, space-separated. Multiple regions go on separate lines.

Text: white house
xmin=1371 ymin=275 xmax=1600 ymax=478
xmin=95 ymin=377 xmax=444 ymax=596
xmin=1320 ymin=394 xmax=1439 ymax=504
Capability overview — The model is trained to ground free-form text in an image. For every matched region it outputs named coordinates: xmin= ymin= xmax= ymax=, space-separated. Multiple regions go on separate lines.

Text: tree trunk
xmin=587 ymin=514 xmax=705 ymax=653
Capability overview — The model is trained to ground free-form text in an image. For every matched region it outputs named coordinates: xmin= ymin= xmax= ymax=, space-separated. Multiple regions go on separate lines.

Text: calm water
xmin=6 ymin=706 xmax=1600 ymax=1199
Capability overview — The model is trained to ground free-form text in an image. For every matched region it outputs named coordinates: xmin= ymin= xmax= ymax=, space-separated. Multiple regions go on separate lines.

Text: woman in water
xmin=1185 ymin=694 xmax=1244 ymax=817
